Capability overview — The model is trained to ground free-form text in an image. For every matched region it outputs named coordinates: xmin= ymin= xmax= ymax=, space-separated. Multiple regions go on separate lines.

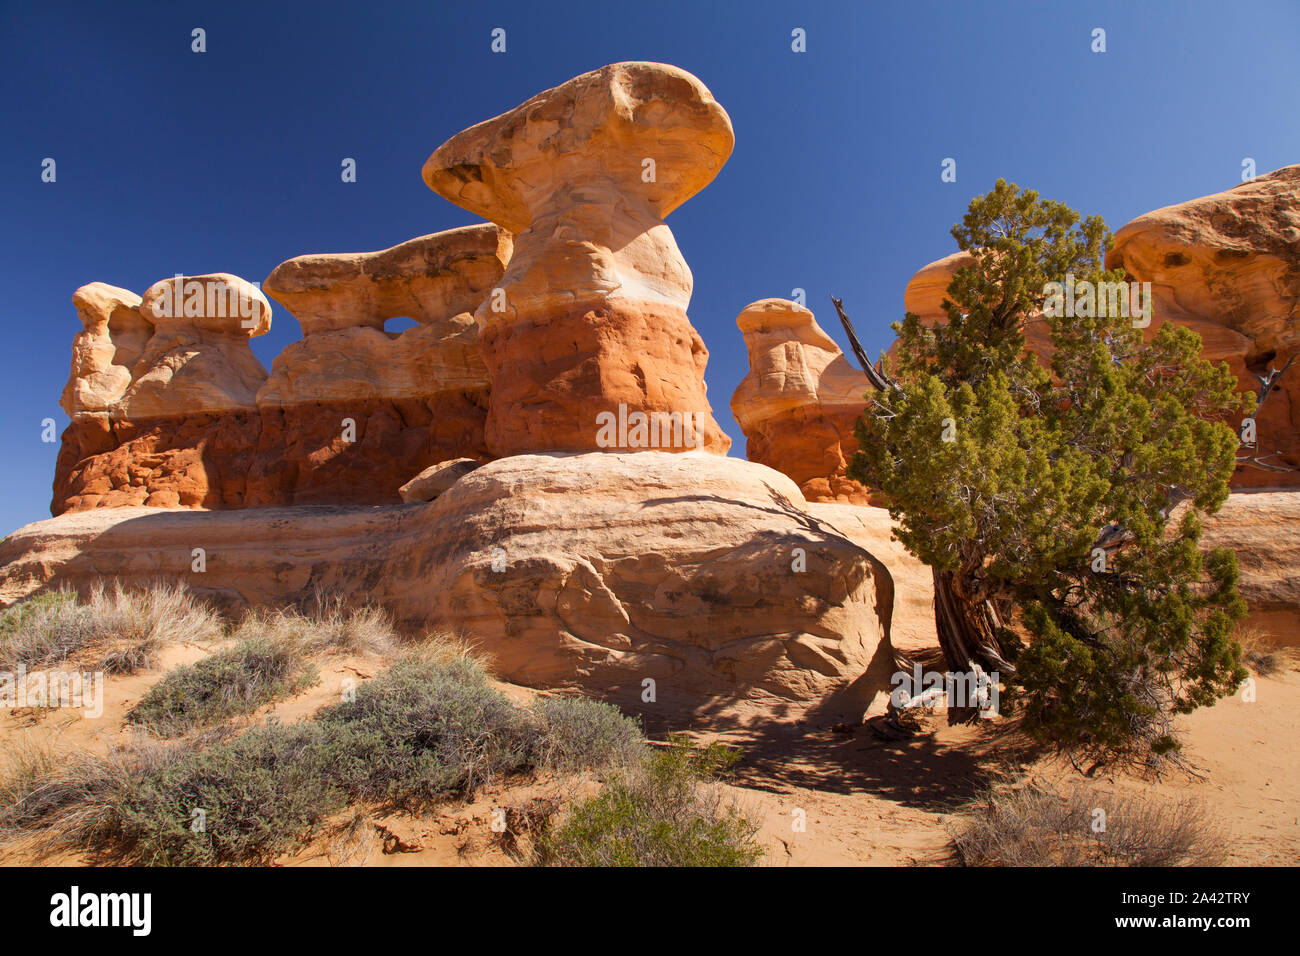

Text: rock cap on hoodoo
xmin=71 ymin=282 xmax=144 ymax=334
xmin=422 ymin=61 xmax=735 ymax=232
xmin=139 ymin=273 xmax=272 ymax=338
xmin=1106 ymin=164 xmax=1300 ymax=341
xmin=262 ymin=224 xmax=512 ymax=336
xmin=732 ymin=298 xmax=871 ymax=430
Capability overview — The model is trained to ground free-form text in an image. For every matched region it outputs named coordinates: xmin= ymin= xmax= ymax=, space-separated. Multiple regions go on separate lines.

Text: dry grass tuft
xmin=952 ymin=780 xmax=1228 ymax=866
xmin=1234 ymin=625 xmax=1299 ymax=677
xmin=0 ymin=583 xmax=223 ymax=674
xmin=232 ymin=601 xmax=398 ymax=658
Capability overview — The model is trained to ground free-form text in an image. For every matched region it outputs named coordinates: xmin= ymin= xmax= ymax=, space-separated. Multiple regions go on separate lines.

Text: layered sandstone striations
xmin=422 ymin=62 xmax=732 ymax=457
xmin=1200 ymin=491 xmax=1300 ymax=646
xmin=55 ymin=274 xmax=272 ymax=513
xmin=53 ymin=227 xmax=510 ymax=513
xmin=251 ymin=225 xmax=510 ymax=505
xmin=731 ymin=299 xmax=872 ymax=503
xmin=4 ymin=453 xmax=898 ymax=722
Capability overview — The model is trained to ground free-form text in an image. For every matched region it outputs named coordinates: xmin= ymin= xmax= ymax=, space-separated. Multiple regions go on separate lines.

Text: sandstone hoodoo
xmin=731 ymin=298 xmax=872 ymax=504
xmin=252 ymin=224 xmax=511 ymax=505
xmin=422 ymin=61 xmax=732 ymax=457
xmin=54 ymin=274 xmax=272 ymax=513
xmin=1107 ymin=165 xmax=1300 ymax=489
xmin=19 ymin=62 xmax=901 ymax=730
xmin=260 ymin=223 xmax=512 ymax=337
xmin=61 ymin=282 xmax=146 ymax=415
xmin=129 ymin=273 xmax=272 ymax=419
xmin=53 ymin=226 xmax=511 ymax=513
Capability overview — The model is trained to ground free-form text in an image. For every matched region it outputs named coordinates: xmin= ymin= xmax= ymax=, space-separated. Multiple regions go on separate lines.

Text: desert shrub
xmin=0 ymin=583 xmax=223 ymax=673
xmin=534 ymin=736 xmax=763 ymax=867
xmin=113 ymin=648 xmax=534 ymax=857
xmin=315 ymin=651 xmax=533 ymax=809
xmin=952 ymin=782 xmax=1227 ymax=866
xmin=127 ymin=636 xmax=318 ymax=737
xmin=0 ymin=725 xmax=337 ymax=866
xmin=0 ymin=730 xmax=232 ymax=853
xmin=94 ymin=722 xmax=344 ymax=866
xmin=2 ymin=643 xmax=660 ymax=865
xmin=529 ymin=696 xmax=646 ymax=773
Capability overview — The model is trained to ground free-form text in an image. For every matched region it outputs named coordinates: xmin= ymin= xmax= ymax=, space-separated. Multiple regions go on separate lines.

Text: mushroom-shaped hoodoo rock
xmin=422 ymin=62 xmax=734 ymax=457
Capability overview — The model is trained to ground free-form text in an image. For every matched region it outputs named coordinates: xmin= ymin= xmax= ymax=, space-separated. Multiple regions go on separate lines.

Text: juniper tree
xmin=839 ymin=180 xmax=1251 ymax=764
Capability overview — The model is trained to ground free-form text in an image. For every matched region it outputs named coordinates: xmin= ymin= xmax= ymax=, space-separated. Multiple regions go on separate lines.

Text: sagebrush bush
xmin=534 ymin=736 xmax=763 ymax=867
xmin=316 ymin=651 xmax=534 ymax=809
xmin=94 ymin=723 xmax=344 ymax=866
xmin=0 ymin=730 xmax=234 ymax=855
xmin=0 ymin=583 xmax=223 ymax=673
xmin=952 ymin=782 xmax=1227 ymax=866
xmin=127 ymin=636 xmax=318 ymax=737
xmin=0 ymin=639 xmax=674 ymax=866
xmin=529 ymin=696 xmax=645 ymax=773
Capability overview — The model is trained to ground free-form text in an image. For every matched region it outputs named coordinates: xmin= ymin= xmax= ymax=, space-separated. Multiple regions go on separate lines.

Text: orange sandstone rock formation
xmin=54 ymin=274 xmax=272 ymax=513
xmin=1200 ymin=490 xmax=1300 ymax=646
xmin=731 ymin=299 xmax=872 ymax=503
xmin=1107 ymin=165 xmax=1300 ymax=489
xmin=259 ymin=224 xmax=512 ymax=336
xmin=252 ymin=225 xmax=510 ymax=505
xmin=53 ymin=227 xmax=510 ymax=513
xmin=398 ymin=458 xmax=481 ymax=503
xmin=422 ymin=62 xmax=732 ymax=457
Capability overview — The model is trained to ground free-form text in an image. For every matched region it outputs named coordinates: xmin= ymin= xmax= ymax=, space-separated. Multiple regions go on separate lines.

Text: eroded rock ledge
xmin=8 ymin=453 xmax=898 ymax=723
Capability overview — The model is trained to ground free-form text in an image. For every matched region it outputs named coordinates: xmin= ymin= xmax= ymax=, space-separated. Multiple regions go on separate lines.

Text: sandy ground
xmin=3 ymin=629 xmax=1295 ymax=867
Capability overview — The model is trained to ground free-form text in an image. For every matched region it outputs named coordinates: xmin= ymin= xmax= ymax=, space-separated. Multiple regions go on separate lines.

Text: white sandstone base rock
xmin=1 ymin=452 xmax=898 ymax=725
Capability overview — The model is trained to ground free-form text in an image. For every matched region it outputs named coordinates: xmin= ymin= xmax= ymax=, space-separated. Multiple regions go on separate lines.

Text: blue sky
xmin=1 ymin=0 xmax=1297 ymax=535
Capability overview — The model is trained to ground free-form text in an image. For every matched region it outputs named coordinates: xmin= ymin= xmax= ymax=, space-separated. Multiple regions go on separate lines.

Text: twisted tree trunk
xmin=932 ymin=569 xmax=1013 ymax=723
xmin=832 ymin=295 xmax=1014 ymax=724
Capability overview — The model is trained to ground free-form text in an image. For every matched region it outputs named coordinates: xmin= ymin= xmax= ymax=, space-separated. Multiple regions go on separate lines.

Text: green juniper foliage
xmin=848 ymin=180 xmax=1250 ymax=763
